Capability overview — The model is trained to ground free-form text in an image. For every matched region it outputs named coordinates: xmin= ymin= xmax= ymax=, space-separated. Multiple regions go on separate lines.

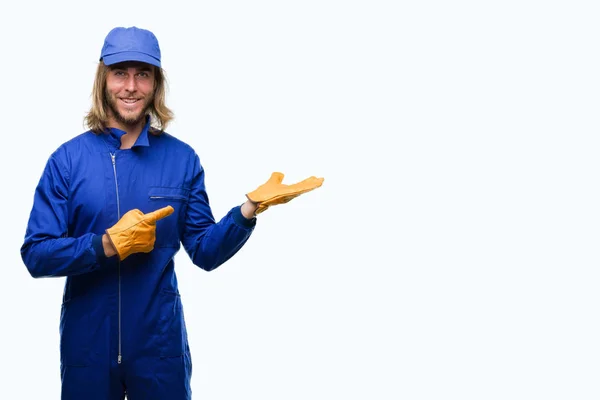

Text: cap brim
xmin=102 ymin=51 xmax=161 ymax=68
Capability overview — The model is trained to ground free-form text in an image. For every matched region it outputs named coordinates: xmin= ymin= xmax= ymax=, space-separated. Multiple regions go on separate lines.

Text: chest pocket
xmin=148 ymin=186 xmax=190 ymax=248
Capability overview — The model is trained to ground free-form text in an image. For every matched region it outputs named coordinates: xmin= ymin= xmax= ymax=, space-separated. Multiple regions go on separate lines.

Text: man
xmin=21 ymin=26 xmax=323 ymax=399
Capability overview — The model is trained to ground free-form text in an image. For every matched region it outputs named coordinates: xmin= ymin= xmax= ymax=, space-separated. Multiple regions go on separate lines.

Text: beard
xmin=106 ymin=92 xmax=153 ymax=127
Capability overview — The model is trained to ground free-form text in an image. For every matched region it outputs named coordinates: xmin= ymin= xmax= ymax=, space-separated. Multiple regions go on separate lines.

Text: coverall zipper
xmin=110 ymin=152 xmax=123 ymax=364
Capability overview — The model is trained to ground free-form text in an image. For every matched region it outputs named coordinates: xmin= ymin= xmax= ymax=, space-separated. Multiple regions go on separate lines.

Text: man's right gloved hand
xmin=106 ymin=206 xmax=174 ymax=260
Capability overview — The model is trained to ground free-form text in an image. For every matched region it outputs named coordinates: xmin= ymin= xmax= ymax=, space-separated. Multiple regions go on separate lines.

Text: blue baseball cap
xmin=100 ymin=26 xmax=161 ymax=68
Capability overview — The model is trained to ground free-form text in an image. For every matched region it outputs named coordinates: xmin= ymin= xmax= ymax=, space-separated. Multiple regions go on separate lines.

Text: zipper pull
xmin=111 ymin=153 xmax=116 ymax=165
xmin=118 ymin=354 xmax=122 ymax=364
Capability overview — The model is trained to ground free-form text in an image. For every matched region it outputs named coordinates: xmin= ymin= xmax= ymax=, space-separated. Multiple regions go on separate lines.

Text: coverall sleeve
xmin=21 ymin=151 xmax=105 ymax=278
xmin=181 ymin=153 xmax=256 ymax=271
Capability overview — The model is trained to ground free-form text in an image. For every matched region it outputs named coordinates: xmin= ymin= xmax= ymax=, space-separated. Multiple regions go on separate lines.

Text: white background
xmin=1 ymin=0 xmax=599 ymax=399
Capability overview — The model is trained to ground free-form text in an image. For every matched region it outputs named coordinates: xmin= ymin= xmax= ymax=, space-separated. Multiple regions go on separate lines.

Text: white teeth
xmin=121 ymin=99 xmax=138 ymax=104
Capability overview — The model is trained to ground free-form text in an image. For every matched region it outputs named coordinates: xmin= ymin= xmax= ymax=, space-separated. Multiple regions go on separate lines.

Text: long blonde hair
xmin=84 ymin=61 xmax=174 ymax=134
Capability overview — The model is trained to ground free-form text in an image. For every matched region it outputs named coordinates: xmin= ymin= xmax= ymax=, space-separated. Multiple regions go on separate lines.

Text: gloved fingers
xmin=267 ymin=176 xmax=323 ymax=198
xmin=106 ymin=209 xmax=143 ymax=235
xmin=274 ymin=179 xmax=323 ymax=199
xmin=279 ymin=195 xmax=299 ymax=204
xmin=256 ymin=193 xmax=304 ymax=212
xmin=247 ymin=172 xmax=324 ymax=205
xmin=247 ymin=175 xmax=323 ymax=203
xmin=246 ymin=172 xmax=286 ymax=203
xmin=260 ymin=179 xmax=323 ymax=207
xmin=262 ymin=193 xmax=301 ymax=206
xmin=246 ymin=191 xmax=297 ymax=206
xmin=146 ymin=205 xmax=174 ymax=223
xmin=254 ymin=178 xmax=323 ymax=212
xmin=255 ymin=204 xmax=269 ymax=214
xmin=266 ymin=172 xmax=285 ymax=185
xmin=288 ymin=176 xmax=324 ymax=191
xmin=122 ymin=209 xmax=144 ymax=219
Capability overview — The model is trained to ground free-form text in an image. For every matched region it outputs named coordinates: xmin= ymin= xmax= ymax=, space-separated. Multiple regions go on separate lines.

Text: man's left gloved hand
xmin=246 ymin=172 xmax=324 ymax=214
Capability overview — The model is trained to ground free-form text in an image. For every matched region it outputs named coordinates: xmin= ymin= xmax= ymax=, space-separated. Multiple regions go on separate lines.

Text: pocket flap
xmin=148 ymin=187 xmax=190 ymax=202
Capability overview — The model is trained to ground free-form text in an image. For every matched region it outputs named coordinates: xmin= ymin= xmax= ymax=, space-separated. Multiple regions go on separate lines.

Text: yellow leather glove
xmin=246 ymin=172 xmax=324 ymax=215
xmin=106 ymin=206 xmax=174 ymax=260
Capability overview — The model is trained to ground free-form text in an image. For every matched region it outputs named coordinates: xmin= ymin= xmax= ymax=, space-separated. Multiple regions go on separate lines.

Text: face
xmin=105 ymin=62 xmax=156 ymax=129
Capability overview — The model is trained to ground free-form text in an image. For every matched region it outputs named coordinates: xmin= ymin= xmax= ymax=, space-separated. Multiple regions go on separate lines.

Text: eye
xmin=114 ymin=70 xmax=126 ymax=77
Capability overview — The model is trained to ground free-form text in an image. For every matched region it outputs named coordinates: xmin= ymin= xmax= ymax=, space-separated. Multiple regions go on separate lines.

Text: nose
xmin=124 ymin=74 xmax=136 ymax=92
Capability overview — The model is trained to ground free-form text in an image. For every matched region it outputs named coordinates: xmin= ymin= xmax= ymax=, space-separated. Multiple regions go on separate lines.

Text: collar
xmin=106 ymin=116 xmax=151 ymax=148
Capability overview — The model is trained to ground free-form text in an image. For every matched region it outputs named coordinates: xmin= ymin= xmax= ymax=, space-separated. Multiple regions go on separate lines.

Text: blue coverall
xmin=21 ymin=119 xmax=256 ymax=399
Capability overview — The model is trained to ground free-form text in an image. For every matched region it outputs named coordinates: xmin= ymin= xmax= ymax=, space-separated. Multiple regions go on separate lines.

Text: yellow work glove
xmin=246 ymin=172 xmax=324 ymax=215
xmin=106 ymin=206 xmax=174 ymax=260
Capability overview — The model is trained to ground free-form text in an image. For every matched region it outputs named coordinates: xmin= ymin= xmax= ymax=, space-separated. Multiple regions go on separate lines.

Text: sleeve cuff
xmin=232 ymin=205 xmax=257 ymax=229
xmin=92 ymin=234 xmax=108 ymax=262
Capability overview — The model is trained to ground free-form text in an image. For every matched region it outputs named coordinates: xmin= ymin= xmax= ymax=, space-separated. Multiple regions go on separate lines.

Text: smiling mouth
xmin=120 ymin=98 xmax=140 ymax=104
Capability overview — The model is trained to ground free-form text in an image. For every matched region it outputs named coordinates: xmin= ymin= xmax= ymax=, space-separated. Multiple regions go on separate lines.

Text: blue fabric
xmin=100 ymin=26 xmax=162 ymax=67
xmin=21 ymin=118 xmax=255 ymax=399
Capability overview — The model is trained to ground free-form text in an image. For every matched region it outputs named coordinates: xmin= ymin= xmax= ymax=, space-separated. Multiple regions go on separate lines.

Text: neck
xmin=108 ymin=116 xmax=147 ymax=149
